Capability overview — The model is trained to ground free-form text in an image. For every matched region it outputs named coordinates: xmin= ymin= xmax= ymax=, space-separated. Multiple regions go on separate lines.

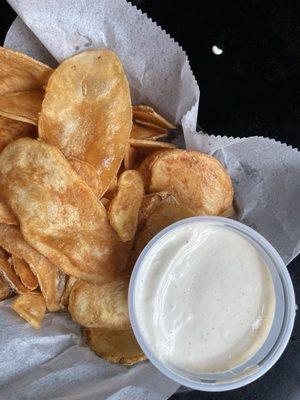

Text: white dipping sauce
xmin=134 ymin=222 xmax=275 ymax=373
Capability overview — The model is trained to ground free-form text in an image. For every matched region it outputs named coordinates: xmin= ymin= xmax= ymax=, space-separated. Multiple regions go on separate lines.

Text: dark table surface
xmin=1 ymin=1 xmax=299 ymax=399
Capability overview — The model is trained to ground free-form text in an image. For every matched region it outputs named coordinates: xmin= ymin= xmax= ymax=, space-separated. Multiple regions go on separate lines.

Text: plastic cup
xmin=129 ymin=216 xmax=296 ymax=391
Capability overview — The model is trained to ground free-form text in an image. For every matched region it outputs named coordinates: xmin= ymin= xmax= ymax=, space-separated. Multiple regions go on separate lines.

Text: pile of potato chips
xmin=0 ymin=46 xmax=233 ymax=365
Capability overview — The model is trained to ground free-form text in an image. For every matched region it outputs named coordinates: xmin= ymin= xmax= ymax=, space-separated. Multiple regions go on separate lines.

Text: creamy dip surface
xmin=134 ymin=221 xmax=276 ymax=373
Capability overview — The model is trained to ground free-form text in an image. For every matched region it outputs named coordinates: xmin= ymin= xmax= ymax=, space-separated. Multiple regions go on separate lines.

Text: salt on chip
xmin=149 ymin=149 xmax=233 ymax=215
xmin=69 ymin=158 xmax=101 ymax=196
xmin=132 ymin=105 xmax=176 ymax=130
xmin=0 ymin=247 xmax=30 ymax=293
xmin=39 ymin=50 xmax=132 ymax=197
xmin=134 ymin=196 xmax=195 ymax=256
xmin=69 ymin=277 xmax=130 ymax=330
xmin=12 ymin=292 xmax=46 ymax=329
xmin=0 ymin=223 xmax=65 ymax=311
xmin=0 ymin=199 xmax=17 ymax=225
xmin=109 ymin=170 xmax=144 ymax=242
xmin=0 ymin=47 xmax=52 ymax=125
xmin=0 ymin=138 xmax=124 ymax=284
xmin=0 ymin=275 xmax=10 ymax=300
xmin=84 ymin=327 xmax=146 ymax=365
xmin=0 ymin=115 xmax=37 ymax=152
xmin=12 ymin=255 xmax=38 ymax=290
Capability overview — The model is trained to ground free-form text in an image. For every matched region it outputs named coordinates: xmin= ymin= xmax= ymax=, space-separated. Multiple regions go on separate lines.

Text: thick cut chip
xmin=0 ymin=47 xmax=52 ymax=124
xmin=60 ymin=276 xmax=77 ymax=310
xmin=0 ymin=200 xmax=17 ymax=225
xmin=149 ymin=150 xmax=233 ymax=215
xmin=138 ymin=150 xmax=167 ymax=191
xmin=0 ymin=247 xmax=29 ymax=293
xmin=0 ymin=115 xmax=37 ymax=152
xmin=109 ymin=170 xmax=144 ymax=242
xmin=12 ymin=255 xmax=38 ymax=290
xmin=130 ymin=122 xmax=168 ymax=140
xmin=134 ymin=196 xmax=194 ymax=256
xmin=69 ymin=277 xmax=130 ymax=330
xmin=0 ymin=275 xmax=10 ymax=300
xmin=0 ymin=223 xmax=65 ymax=311
xmin=103 ymin=176 xmax=118 ymax=200
xmin=0 ymin=138 xmax=124 ymax=284
xmin=132 ymin=105 xmax=176 ymax=130
xmin=69 ymin=158 xmax=101 ymax=196
xmin=12 ymin=292 xmax=46 ymax=329
xmin=39 ymin=50 xmax=132 ymax=196
xmin=85 ymin=327 xmax=146 ymax=365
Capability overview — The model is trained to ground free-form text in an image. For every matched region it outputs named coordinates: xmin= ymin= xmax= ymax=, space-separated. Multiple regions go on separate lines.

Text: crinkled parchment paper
xmin=1 ymin=0 xmax=299 ymax=399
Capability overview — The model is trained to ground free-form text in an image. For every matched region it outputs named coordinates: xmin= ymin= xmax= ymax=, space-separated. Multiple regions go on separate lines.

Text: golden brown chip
xmin=132 ymin=105 xmax=176 ymax=130
xmin=39 ymin=50 xmax=132 ymax=197
xmin=129 ymin=138 xmax=175 ymax=153
xmin=108 ymin=170 xmax=144 ymax=242
xmin=85 ymin=327 xmax=146 ymax=365
xmin=103 ymin=176 xmax=118 ymax=200
xmin=69 ymin=277 xmax=130 ymax=330
xmin=149 ymin=150 xmax=233 ymax=215
xmin=0 ymin=223 xmax=65 ymax=311
xmin=12 ymin=255 xmax=38 ymax=290
xmin=0 ymin=247 xmax=29 ymax=293
xmin=60 ymin=276 xmax=77 ymax=310
xmin=0 ymin=199 xmax=17 ymax=225
xmin=0 ymin=115 xmax=37 ymax=152
xmin=11 ymin=292 xmax=46 ymax=329
xmin=100 ymin=198 xmax=110 ymax=210
xmin=220 ymin=204 xmax=236 ymax=218
xmin=69 ymin=158 xmax=101 ymax=196
xmin=138 ymin=192 xmax=171 ymax=230
xmin=0 ymin=275 xmax=11 ymax=300
xmin=130 ymin=122 xmax=168 ymax=140
xmin=0 ymin=138 xmax=124 ymax=284
xmin=0 ymin=47 xmax=52 ymax=125
xmin=138 ymin=150 xmax=167 ymax=191
xmin=134 ymin=196 xmax=195 ymax=256
xmin=124 ymin=143 xmax=136 ymax=170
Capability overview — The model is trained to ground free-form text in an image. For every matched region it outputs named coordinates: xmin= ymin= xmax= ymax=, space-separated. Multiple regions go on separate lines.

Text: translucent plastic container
xmin=128 ymin=216 xmax=296 ymax=391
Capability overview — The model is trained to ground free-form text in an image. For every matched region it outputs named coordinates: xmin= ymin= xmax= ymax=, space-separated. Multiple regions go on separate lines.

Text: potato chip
xmin=0 ymin=275 xmax=10 ymax=300
xmin=69 ymin=158 xmax=101 ymax=196
xmin=12 ymin=255 xmax=38 ymax=290
xmin=0 ymin=138 xmax=124 ymax=284
xmin=60 ymin=276 xmax=77 ymax=310
xmin=84 ymin=327 xmax=146 ymax=365
xmin=109 ymin=170 xmax=144 ymax=242
xmin=100 ymin=198 xmax=110 ymax=210
xmin=0 ymin=199 xmax=17 ymax=225
xmin=220 ymin=204 xmax=235 ymax=218
xmin=124 ymin=143 xmax=136 ymax=170
xmin=130 ymin=122 xmax=168 ymax=140
xmin=39 ymin=50 xmax=132 ymax=197
xmin=149 ymin=150 xmax=233 ymax=215
xmin=132 ymin=105 xmax=176 ymax=130
xmin=138 ymin=150 xmax=167 ymax=191
xmin=138 ymin=192 xmax=171 ymax=229
xmin=134 ymin=196 xmax=194 ymax=256
xmin=0 ymin=247 xmax=30 ymax=293
xmin=0 ymin=47 xmax=52 ymax=124
xmin=11 ymin=292 xmax=46 ymax=329
xmin=129 ymin=138 xmax=175 ymax=152
xmin=0 ymin=223 xmax=65 ymax=311
xmin=69 ymin=277 xmax=130 ymax=330
xmin=103 ymin=176 xmax=118 ymax=200
xmin=0 ymin=115 xmax=37 ymax=152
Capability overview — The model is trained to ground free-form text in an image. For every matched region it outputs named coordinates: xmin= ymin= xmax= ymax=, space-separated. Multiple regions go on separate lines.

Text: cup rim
xmin=128 ymin=216 xmax=296 ymax=392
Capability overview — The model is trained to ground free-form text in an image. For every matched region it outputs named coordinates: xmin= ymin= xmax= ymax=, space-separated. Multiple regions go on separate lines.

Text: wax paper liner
xmin=1 ymin=0 xmax=300 ymax=399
